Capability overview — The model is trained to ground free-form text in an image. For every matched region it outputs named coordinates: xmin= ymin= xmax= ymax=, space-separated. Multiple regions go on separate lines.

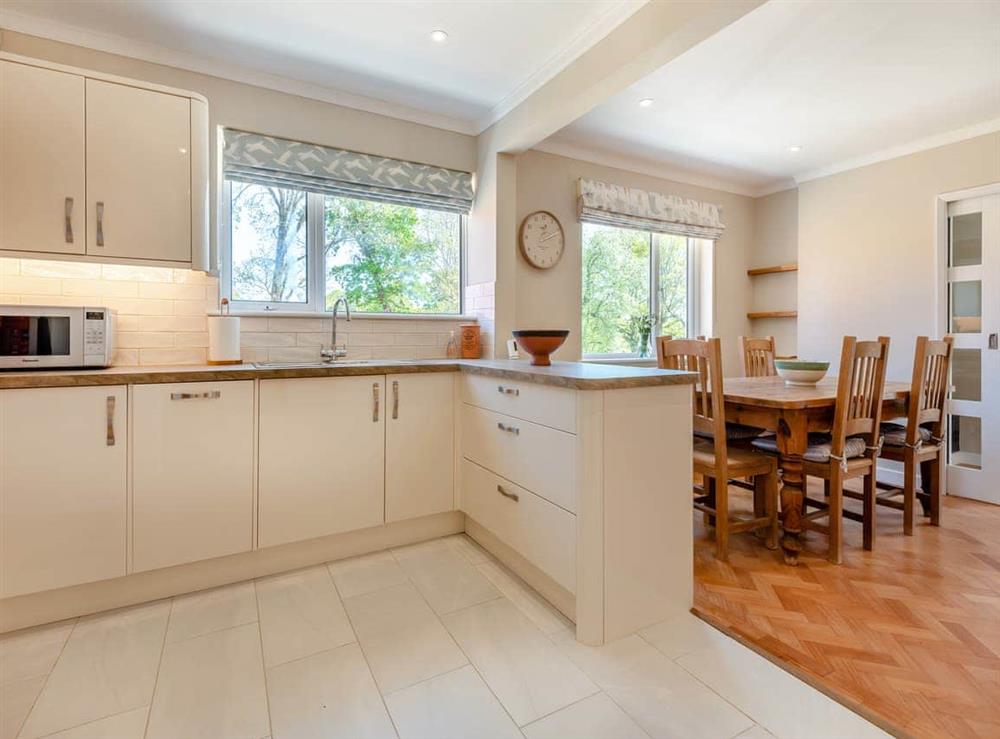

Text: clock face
xmin=519 ymin=210 xmax=564 ymax=269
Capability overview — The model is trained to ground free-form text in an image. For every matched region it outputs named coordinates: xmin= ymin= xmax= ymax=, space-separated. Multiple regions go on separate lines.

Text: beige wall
xmin=749 ymin=188 xmax=798 ymax=357
xmin=513 ymin=149 xmax=754 ymax=373
xmin=798 ymin=132 xmax=1000 ymax=380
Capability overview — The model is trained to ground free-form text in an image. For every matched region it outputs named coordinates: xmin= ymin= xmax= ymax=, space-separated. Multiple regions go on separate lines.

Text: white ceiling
xmin=0 ymin=0 xmax=641 ymax=134
xmin=543 ymin=0 xmax=1000 ymax=195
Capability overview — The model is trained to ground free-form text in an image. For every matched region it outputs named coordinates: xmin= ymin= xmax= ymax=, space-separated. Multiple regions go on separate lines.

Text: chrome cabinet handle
xmin=497 ymin=485 xmax=519 ymax=502
xmin=170 ymin=390 xmax=221 ymax=400
xmin=95 ymin=201 xmax=105 ymax=246
xmin=497 ymin=421 xmax=519 ymax=435
xmin=373 ymin=383 xmax=380 ymax=422
xmin=106 ymin=395 xmax=116 ymax=446
xmin=392 ymin=380 xmax=399 ymax=419
xmin=497 ymin=385 xmax=519 ymax=396
xmin=65 ymin=197 xmax=74 ymax=243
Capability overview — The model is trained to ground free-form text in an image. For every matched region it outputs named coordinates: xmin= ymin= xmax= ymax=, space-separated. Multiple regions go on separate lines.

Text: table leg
xmin=778 ymin=454 xmax=805 ymax=565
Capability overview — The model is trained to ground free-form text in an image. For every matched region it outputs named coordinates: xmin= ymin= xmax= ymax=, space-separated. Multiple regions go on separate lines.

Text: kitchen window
xmin=220 ymin=129 xmax=473 ymax=315
xmin=222 ymin=181 xmax=464 ymax=314
xmin=581 ymin=222 xmax=711 ymax=358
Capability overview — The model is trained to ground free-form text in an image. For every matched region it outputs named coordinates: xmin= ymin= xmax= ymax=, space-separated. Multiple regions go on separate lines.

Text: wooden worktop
xmin=0 ymin=358 xmax=697 ymax=391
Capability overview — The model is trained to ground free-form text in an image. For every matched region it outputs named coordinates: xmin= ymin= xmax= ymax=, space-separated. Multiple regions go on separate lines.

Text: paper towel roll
xmin=208 ymin=316 xmax=241 ymax=364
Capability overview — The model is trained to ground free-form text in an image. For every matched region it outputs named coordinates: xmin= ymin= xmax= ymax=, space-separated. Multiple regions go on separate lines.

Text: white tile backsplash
xmin=0 ymin=257 xmax=477 ymax=366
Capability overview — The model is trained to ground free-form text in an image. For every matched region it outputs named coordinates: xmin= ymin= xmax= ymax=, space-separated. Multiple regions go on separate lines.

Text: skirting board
xmin=465 ymin=517 xmax=576 ymax=623
xmin=0 ymin=510 xmax=464 ymax=634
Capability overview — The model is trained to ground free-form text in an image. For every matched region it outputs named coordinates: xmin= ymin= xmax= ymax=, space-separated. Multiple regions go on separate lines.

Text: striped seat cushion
xmin=751 ymin=434 xmax=867 ymax=463
xmin=694 ymin=423 xmax=766 ymax=442
xmin=880 ymin=423 xmax=933 ymax=447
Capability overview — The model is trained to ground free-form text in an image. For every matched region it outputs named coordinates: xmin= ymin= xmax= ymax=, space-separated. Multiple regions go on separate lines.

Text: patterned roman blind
xmin=578 ymin=178 xmax=725 ymax=240
xmin=222 ymin=129 xmax=475 ymax=214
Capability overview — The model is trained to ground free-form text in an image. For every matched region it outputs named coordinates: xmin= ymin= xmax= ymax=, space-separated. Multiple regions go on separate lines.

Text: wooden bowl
xmin=512 ymin=330 xmax=569 ymax=366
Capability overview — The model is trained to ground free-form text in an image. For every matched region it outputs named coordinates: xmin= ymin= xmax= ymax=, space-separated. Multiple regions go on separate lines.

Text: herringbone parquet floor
xmin=693 ymin=481 xmax=1000 ymax=739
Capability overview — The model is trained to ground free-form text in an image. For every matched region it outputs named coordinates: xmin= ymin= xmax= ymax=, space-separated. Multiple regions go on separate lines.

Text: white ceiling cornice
xmin=0 ymin=8 xmax=478 ymax=135
xmin=531 ymin=139 xmax=790 ymax=199
xmin=474 ymin=0 xmax=646 ymax=134
xmin=794 ymin=116 xmax=1000 ymax=186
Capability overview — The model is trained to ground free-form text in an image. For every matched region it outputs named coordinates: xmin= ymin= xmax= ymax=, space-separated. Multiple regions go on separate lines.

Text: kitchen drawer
xmin=462 ymin=403 xmax=576 ymax=512
xmin=461 ymin=459 xmax=576 ymax=593
xmin=461 ymin=374 xmax=576 ymax=433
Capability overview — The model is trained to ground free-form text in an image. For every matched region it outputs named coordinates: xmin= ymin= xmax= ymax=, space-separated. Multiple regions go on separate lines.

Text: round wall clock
xmin=519 ymin=210 xmax=565 ymax=269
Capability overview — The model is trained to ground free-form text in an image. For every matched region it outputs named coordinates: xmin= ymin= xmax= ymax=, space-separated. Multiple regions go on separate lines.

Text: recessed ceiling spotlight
xmin=430 ymin=29 xmax=449 ymax=43
xmin=788 ymin=144 xmax=802 ymax=153
xmin=638 ymin=98 xmax=654 ymax=108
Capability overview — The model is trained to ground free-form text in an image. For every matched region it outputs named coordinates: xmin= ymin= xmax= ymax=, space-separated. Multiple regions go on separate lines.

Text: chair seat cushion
xmin=694 ymin=423 xmax=765 ymax=442
xmin=751 ymin=433 xmax=867 ymax=463
xmin=881 ymin=423 xmax=932 ymax=447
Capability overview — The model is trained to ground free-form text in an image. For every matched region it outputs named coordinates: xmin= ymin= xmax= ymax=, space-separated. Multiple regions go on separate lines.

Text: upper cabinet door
xmin=0 ymin=61 xmax=86 ymax=255
xmin=86 ymin=79 xmax=191 ymax=262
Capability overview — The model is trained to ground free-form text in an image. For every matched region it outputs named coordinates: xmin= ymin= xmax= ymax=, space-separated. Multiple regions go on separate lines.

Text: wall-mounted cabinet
xmin=0 ymin=53 xmax=209 ymax=270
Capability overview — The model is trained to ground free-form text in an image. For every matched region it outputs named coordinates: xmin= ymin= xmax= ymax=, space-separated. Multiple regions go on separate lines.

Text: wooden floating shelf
xmin=747 ymin=263 xmax=798 ymax=277
xmin=747 ymin=311 xmax=798 ymax=319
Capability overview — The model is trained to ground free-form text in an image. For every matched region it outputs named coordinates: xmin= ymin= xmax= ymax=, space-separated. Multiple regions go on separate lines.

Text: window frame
xmin=220 ymin=180 xmax=466 ymax=316
xmin=580 ymin=223 xmax=710 ymax=360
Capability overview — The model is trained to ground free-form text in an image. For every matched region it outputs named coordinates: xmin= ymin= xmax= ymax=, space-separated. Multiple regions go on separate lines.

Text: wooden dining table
xmin=722 ymin=376 xmax=911 ymax=565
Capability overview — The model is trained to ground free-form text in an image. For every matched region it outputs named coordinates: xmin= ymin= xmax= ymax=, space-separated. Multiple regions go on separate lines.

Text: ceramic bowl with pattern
xmin=775 ymin=359 xmax=830 ymax=386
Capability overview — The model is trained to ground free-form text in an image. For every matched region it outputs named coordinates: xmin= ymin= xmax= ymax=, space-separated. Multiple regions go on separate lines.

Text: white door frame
xmin=935 ymin=182 xmax=1000 ymax=500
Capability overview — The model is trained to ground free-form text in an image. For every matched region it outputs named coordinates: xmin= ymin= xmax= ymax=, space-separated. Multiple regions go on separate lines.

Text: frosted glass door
xmin=945 ymin=195 xmax=999 ymax=504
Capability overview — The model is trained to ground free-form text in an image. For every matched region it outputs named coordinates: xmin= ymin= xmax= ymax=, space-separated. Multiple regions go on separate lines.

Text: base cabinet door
xmin=258 ymin=376 xmax=385 ymax=549
xmin=0 ymin=386 xmax=127 ymax=598
xmin=386 ymin=372 xmax=455 ymax=522
xmin=132 ymin=381 xmax=254 ymax=572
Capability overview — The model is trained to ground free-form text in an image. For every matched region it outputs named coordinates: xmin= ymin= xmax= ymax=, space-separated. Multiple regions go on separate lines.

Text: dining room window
xmin=581 ymin=222 xmax=711 ymax=358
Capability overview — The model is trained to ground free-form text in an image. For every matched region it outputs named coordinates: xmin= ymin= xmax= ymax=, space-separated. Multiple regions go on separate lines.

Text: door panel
xmin=0 ymin=61 xmax=86 ymax=255
xmin=85 ymin=79 xmax=191 ymax=262
xmin=0 ymin=386 xmax=127 ymax=598
xmin=258 ymin=376 xmax=385 ymax=548
xmin=132 ymin=381 xmax=254 ymax=572
xmin=385 ymin=373 xmax=454 ymax=522
xmin=945 ymin=195 xmax=999 ymax=503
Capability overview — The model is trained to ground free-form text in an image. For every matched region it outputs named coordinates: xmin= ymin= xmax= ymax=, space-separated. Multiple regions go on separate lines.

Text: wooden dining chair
xmin=752 ymin=336 xmax=890 ymax=563
xmin=660 ymin=337 xmax=778 ymax=561
xmin=739 ymin=336 xmax=777 ymax=377
xmin=869 ymin=336 xmax=952 ymax=533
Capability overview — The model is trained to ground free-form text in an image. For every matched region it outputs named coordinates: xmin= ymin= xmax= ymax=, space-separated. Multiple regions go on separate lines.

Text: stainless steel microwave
xmin=0 ymin=306 xmax=116 ymax=370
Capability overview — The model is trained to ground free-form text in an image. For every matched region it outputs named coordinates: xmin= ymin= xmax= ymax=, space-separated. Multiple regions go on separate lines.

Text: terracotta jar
xmin=460 ymin=323 xmax=481 ymax=358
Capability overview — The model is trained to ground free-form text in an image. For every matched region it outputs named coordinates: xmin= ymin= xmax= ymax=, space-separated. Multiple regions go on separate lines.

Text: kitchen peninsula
xmin=0 ymin=359 xmax=695 ymax=646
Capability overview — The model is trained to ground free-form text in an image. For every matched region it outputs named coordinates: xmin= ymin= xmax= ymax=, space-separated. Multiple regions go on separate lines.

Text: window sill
xmin=583 ymin=356 xmax=658 ymax=368
xmin=214 ymin=310 xmax=477 ymax=321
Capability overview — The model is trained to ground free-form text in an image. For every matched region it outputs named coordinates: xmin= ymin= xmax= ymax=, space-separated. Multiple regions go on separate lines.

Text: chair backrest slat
xmin=907 ymin=336 xmax=953 ymax=442
xmin=831 ymin=336 xmax=891 ymax=452
xmin=739 ymin=336 xmax=777 ymax=377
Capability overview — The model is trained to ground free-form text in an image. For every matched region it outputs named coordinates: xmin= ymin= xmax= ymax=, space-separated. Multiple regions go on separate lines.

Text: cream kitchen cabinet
xmin=385 ymin=372 xmax=455 ymax=523
xmin=132 ymin=381 xmax=254 ymax=572
xmin=0 ymin=60 xmax=86 ymax=256
xmin=0 ymin=385 xmax=127 ymax=598
xmin=0 ymin=54 xmax=209 ymax=269
xmin=258 ymin=376 xmax=386 ymax=548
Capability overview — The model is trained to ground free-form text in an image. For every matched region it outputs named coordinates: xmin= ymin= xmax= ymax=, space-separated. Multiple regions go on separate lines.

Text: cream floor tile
xmin=639 ymin=612 xmax=732 ymax=660
xmin=145 ymin=623 xmax=269 ymax=739
xmin=19 ymin=601 xmax=170 ymax=739
xmin=442 ymin=598 xmax=599 ymax=726
xmin=736 ymin=725 xmax=778 ymax=739
xmin=0 ymin=620 xmax=74 ymax=687
xmin=446 ymin=534 xmax=492 ymax=565
xmin=256 ymin=566 xmax=355 ymax=668
xmin=476 ymin=560 xmax=573 ymax=636
xmin=385 ymin=664 xmax=522 ymax=739
xmin=558 ymin=634 xmax=753 ymax=739
xmin=41 ymin=707 xmax=149 ymax=739
xmin=675 ymin=640 xmax=889 ymax=739
xmin=392 ymin=538 xmax=500 ymax=615
xmin=266 ymin=642 xmax=395 ymax=739
xmin=166 ymin=581 xmax=258 ymax=643
xmin=0 ymin=675 xmax=45 ymax=739
xmin=328 ymin=551 xmax=410 ymax=600
xmin=343 ymin=582 xmax=467 ymax=694
xmin=522 ymin=693 xmax=650 ymax=739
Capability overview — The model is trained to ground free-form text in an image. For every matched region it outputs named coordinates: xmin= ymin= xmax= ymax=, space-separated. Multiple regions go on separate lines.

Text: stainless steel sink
xmin=253 ymin=359 xmax=415 ymax=369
